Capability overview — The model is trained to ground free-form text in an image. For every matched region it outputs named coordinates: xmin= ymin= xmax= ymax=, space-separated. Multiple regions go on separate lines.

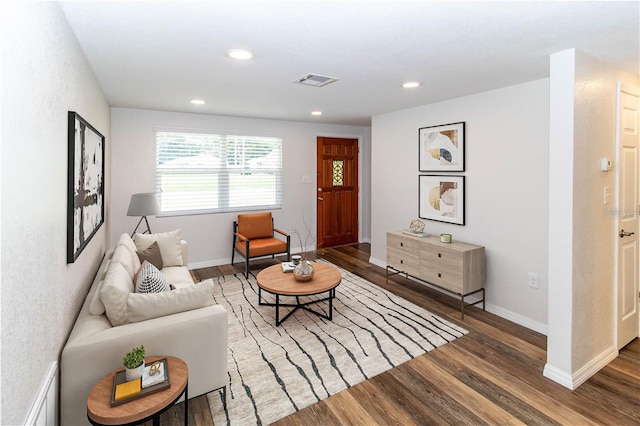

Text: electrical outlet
xmin=528 ymin=272 xmax=539 ymax=289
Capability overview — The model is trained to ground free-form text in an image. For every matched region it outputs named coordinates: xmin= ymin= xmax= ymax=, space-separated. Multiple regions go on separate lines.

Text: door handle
xmin=619 ymin=229 xmax=635 ymax=238
xmin=317 ymin=197 xmax=324 ymax=201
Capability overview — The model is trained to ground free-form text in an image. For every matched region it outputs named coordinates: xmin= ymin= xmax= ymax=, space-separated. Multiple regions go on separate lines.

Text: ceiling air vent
xmin=293 ymin=73 xmax=339 ymax=87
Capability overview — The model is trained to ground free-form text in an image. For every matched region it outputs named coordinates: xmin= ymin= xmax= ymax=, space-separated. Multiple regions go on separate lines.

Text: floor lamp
xmin=127 ymin=193 xmax=160 ymax=236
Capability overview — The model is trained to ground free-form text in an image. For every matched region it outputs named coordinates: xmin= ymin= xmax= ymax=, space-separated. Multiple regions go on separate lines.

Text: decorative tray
xmin=110 ymin=358 xmax=171 ymax=407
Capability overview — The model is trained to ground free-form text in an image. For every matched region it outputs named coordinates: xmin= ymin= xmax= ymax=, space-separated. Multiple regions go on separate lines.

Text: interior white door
xmin=616 ymin=83 xmax=640 ymax=349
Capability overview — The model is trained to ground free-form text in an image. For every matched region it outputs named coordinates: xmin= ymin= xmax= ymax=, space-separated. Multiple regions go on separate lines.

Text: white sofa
xmin=60 ymin=232 xmax=228 ymax=426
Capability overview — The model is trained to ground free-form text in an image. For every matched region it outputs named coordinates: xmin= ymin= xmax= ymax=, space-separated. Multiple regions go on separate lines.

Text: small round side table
xmin=87 ymin=355 xmax=188 ymax=426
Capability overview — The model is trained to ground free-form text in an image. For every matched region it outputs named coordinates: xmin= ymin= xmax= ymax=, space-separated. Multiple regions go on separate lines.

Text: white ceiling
xmin=60 ymin=1 xmax=639 ymax=126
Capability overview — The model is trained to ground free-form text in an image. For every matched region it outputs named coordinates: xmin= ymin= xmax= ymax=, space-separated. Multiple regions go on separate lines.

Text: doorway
xmin=316 ymin=137 xmax=359 ymax=248
xmin=616 ymin=82 xmax=640 ymax=349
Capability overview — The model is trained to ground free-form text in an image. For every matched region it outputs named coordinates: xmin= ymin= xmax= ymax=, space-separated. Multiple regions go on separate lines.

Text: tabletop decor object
xmin=123 ymin=345 xmax=146 ymax=382
xmin=108 ymin=357 xmax=172 ymax=407
xmin=409 ymin=218 xmax=425 ymax=233
xmin=292 ymin=259 xmax=315 ymax=282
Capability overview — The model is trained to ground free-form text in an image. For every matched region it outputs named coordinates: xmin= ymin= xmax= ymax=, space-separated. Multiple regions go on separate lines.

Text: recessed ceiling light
xmin=402 ymin=81 xmax=421 ymax=88
xmin=190 ymin=99 xmax=206 ymax=105
xmin=311 ymin=111 xmax=323 ymax=116
xmin=227 ymin=49 xmax=253 ymax=60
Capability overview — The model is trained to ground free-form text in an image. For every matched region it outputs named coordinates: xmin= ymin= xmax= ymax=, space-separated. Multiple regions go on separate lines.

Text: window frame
xmin=155 ymin=129 xmax=283 ymax=217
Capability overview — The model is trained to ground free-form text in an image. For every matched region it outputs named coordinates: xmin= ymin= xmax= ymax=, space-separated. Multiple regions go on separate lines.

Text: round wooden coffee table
xmin=87 ymin=355 xmax=188 ymax=426
xmin=256 ymin=262 xmax=342 ymax=326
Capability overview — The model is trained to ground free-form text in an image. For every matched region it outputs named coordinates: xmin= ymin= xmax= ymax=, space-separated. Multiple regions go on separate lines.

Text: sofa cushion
xmin=88 ymin=256 xmax=112 ymax=315
xmin=100 ymin=262 xmax=134 ymax=326
xmin=135 ymin=229 xmax=183 ymax=267
xmin=135 ymin=261 xmax=170 ymax=293
xmin=136 ymin=241 xmax=163 ymax=270
xmin=126 ymin=279 xmax=215 ymax=323
xmin=161 ymin=266 xmax=194 ymax=286
xmin=111 ymin=244 xmax=138 ymax=279
xmin=117 ymin=233 xmax=140 ymax=263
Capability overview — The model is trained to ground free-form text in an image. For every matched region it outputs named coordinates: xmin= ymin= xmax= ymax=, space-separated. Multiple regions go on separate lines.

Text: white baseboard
xmin=369 ymin=256 xmax=386 ymax=268
xmin=485 ymin=303 xmax=548 ymax=335
xmin=25 ymin=361 xmax=57 ymax=426
xmin=543 ymin=363 xmax=574 ymax=389
xmin=373 ymin=258 xmax=547 ymax=335
xmin=543 ymin=345 xmax=618 ymax=390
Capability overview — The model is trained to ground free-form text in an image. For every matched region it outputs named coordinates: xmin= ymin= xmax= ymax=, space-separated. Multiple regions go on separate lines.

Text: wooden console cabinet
xmin=386 ymin=231 xmax=485 ymax=318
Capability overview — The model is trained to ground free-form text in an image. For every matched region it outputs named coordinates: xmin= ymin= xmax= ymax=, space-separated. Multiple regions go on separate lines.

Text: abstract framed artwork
xmin=67 ymin=111 xmax=105 ymax=263
xmin=418 ymin=122 xmax=465 ymax=172
xmin=419 ymin=175 xmax=465 ymax=225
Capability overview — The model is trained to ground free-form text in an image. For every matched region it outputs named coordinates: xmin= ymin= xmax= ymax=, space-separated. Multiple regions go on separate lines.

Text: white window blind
xmin=156 ymin=131 xmax=282 ymax=215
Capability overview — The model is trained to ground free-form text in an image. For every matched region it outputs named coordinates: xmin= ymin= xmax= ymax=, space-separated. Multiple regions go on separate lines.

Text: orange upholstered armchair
xmin=232 ymin=212 xmax=291 ymax=278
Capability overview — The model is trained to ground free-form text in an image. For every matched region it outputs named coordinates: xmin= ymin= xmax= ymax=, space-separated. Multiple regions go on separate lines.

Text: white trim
xmin=544 ymin=345 xmax=618 ymax=390
xmin=369 ymin=256 xmax=386 ymax=269
xmin=543 ymin=363 xmax=575 ymax=389
xmin=24 ymin=361 xmax=57 ymax=426
xmin=571 ymin=345 xmax=618 ymax=389
xmin=485 ymin=303 xmax=548 ymax=335
xmin=373 ymin=257 xmax=547 ymax=334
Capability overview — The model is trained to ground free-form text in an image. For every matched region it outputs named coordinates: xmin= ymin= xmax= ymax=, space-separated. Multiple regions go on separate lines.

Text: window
xmin=156 ymin=131 xmax=282 ymax=215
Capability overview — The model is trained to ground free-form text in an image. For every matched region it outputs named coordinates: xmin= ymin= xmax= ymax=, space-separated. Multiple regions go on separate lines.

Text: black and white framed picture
xmin=418 ymin=122 xmax=465 ymax=172
xmin=67 ymin=111 xmax=105 ymax=263
xmin=419 ymin=175 xmax=465 ymax=225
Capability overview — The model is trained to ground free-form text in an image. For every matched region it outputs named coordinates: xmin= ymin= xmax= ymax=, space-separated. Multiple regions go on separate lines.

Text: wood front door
xmin=316 ymin=137 xmax=358 ymax=248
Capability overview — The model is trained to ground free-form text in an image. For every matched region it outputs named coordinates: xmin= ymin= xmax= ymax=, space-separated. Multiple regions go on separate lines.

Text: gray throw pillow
xmin=136 ymin=241 xmax=163 ymax=270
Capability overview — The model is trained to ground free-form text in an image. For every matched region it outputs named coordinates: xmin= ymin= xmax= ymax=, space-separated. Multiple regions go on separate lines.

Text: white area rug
xmin=207 ymin=260 xmax=467 ymax=425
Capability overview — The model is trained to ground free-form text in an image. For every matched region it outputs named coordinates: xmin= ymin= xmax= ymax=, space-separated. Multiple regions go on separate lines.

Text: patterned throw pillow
xmin=135 ymin=261 xmax=170 ymax=294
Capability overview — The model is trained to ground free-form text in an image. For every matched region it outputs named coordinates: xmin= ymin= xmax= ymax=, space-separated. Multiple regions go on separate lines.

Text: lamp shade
xmin=127 ymin=193 xmax=160 ymax=217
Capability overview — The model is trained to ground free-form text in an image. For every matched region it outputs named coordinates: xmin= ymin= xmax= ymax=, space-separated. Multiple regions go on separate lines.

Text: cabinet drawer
xmin=387 ymin=248 xmax=420 ymax=276
xmin=387 ymin=232 xmax=420 ymax=255
xmin=419 ymin=267 xmax=464 ymax=293
xmin=420 ymin=246 xmax=463 ymax=269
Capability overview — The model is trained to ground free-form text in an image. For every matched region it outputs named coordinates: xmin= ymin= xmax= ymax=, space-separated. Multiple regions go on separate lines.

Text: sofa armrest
xmin=180 ymin=240 xmax=188 ymax=266
xmin=60 ymin=305 xmax=227 ymax=426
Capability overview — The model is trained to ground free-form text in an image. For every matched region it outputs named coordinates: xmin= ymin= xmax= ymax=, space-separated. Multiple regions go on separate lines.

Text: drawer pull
xmin=438 ymin=273 xmax=441 ymax=278
xmin=400 ymin=260 xmax=404 ymax=264
xmin=400 ymin=242 xmax=404 ymax=247
xmin=438 ymin=253 xmax=442 ymax=258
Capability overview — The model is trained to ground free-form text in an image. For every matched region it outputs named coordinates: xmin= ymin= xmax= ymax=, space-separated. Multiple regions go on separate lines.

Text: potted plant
xmin=123 ymin=345 xmax=146 ymax=381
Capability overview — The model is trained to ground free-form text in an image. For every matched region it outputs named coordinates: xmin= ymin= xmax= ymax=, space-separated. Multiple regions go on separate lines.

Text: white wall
xmin=371 ymin=79 xmax=550 ymax=332
xmin=545 ymin=49 xmax=639 ymax=389
xmin=110 ymin=108 xmax=370 ymax=266
xmin=0 ymin=2 xmax=110 ymax=425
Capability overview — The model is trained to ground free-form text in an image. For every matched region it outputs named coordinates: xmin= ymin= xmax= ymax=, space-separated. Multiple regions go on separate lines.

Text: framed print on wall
xmin=419 ymin=175 xmax=465 ymax=225
xmin=67 ymin=111 xmax=105 ymax=263
xmin=419 ymin=122 xmax=465 ymax=172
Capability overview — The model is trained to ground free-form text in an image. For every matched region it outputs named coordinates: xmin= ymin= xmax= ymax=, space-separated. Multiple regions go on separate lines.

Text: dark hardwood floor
xmin=157 ymin=243 xmax=639 ymax=425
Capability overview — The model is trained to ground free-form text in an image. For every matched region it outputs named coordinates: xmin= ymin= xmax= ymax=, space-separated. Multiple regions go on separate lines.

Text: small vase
xmin=293 ymin=259 xmax=315 ymax=282
xmin=125 ymin=363 xmax=145 ymax=382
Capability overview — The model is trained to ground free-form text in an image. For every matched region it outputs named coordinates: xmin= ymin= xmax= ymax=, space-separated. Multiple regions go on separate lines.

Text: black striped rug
xmin=207 ymin=260 xmax=467 ymax=425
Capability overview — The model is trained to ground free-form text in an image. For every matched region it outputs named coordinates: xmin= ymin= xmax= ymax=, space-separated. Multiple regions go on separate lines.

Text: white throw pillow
xmin=111 ymin=244 xmax=137 ymax=279
xmin=135 ymin=261 xmax=170 ymax=293
xmin=100 ymin=262 xmax=134 ymax=326
xmin=117 ymin=233 xmax=141 ymax=271
xmin=89 ymin=257 xmax=112 ymax=315
xmin=126 ymin=278 xmax=214 ymax=323
xmin=134 ymin=229 xmax=183 ymax=267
